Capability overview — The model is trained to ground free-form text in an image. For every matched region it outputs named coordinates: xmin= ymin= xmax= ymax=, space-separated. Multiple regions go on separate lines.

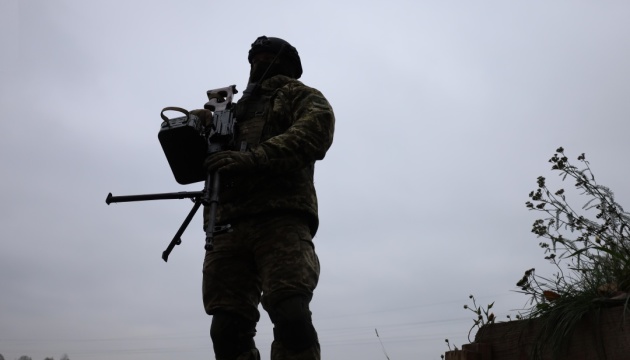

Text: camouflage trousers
xmin=202 ymin=211 xmax=321 ymax=360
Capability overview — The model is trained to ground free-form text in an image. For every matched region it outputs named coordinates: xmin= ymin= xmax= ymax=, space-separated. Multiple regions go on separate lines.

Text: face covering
xmin=242 ymin=58 xmax=298 ymax=99
xmin=248 ymin=60 xmax=286 ymax=83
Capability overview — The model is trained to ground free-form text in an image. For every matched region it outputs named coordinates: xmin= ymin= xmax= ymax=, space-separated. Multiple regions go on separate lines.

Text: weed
xmin=519 ymin=147 xmax=630 ymax=358
xmin=443 ymin=148 xmax=630 ymax=360
xmin=463 ymin=294 xmax=495 ymax=342
xmin=521 ymin=147 xmax=630 ymax=314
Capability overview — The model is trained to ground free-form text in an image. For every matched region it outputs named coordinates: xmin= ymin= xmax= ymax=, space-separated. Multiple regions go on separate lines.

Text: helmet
xmin=248 ymin=36 xmax=303 ymax=79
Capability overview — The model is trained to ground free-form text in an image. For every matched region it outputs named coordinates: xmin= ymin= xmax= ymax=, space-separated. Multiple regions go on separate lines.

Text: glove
xmin=204 ymin=151 xmax=259 ymax=173
xmin=189 ymin=109 xmax=214 ymax=127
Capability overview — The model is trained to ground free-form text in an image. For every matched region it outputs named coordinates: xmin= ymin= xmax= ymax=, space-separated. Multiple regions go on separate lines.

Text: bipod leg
xmin=162 ymin=198 xmax=203 ymax=262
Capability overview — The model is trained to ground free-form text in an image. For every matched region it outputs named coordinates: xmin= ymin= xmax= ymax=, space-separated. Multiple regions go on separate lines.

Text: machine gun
xmin=106 ymin=85 xmax=238 ymax=262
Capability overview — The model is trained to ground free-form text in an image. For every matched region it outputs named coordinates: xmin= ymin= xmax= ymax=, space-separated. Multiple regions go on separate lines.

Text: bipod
xmin=105 ymin=171 xmax=229 ymax=262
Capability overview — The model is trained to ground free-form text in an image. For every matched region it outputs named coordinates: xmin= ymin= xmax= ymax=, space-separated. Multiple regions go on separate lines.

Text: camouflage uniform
xmin=202 ymin=74 xmax=335 ymax=359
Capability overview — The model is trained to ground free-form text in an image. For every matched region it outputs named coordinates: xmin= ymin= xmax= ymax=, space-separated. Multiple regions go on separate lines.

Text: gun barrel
xmin=106 ymin=191 xmax=204 ymax=204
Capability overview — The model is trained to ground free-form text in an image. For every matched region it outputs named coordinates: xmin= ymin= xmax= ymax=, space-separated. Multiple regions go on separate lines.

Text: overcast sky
xmin=2 ymin=1 xmax=630 ymax=359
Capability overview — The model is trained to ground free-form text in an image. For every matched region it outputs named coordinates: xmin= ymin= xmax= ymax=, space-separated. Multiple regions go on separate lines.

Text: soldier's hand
xmin=204 ymin=151 xmax=259 ymax=173
xmin=189 ymin=109 xmax=214 ymax=127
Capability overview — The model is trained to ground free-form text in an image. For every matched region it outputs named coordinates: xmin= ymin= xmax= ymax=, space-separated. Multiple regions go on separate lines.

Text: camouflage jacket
xmin=204 ymin=75 xmax=335 ymax=235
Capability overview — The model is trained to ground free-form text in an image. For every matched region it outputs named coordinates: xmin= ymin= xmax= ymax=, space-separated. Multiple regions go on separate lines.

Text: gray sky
xmin=2 ymin=1 xmax=630 ymax=359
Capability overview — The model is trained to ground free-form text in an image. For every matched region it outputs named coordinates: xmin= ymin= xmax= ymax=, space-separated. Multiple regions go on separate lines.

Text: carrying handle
xmin=160 ymin=107 xmax=191 ymax=127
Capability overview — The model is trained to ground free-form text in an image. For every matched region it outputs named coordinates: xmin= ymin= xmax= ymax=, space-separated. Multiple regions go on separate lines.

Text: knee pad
xmin=210 ymin=311 xmax=257 ymax=359
xmin=269 ymin=296 xmax=319 ymax=352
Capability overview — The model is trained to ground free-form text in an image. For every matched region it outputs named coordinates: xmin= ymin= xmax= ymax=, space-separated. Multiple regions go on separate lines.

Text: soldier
xmin=196 ymin=36 xmax=335 ymax=360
